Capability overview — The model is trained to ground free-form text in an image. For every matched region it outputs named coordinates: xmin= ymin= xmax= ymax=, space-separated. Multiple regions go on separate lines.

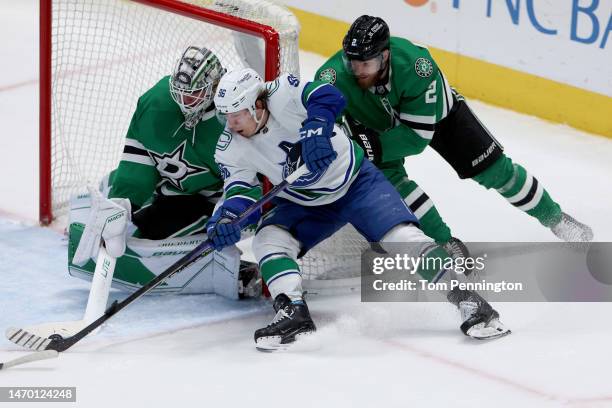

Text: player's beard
xmin=355 ymin=73 xmax=380 ymax=90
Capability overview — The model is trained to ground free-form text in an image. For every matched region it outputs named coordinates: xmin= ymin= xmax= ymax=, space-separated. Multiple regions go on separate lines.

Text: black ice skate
xmin=443 ymin=237 xmax=473 ymax=275
xmin=447 ymin=288 xmax=511 ymax=340
xmin=254 ymin=294 xmax=316 ymax=351
xmin=551 ymin=212 xmax=593 ymax=242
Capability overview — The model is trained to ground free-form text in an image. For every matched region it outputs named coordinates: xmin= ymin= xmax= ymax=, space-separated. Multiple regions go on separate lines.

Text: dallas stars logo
xmin=149 ymin=141 xmax=209 ymax=190
xmin=415 ymin=57 xmax=433 ymax=78
xmin=319 ymin=68 xmax=337 ymax=85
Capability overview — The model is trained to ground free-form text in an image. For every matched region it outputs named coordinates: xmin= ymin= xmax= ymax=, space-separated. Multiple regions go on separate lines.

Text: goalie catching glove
xmin=73 ymin=186 xmax=131 ymax=265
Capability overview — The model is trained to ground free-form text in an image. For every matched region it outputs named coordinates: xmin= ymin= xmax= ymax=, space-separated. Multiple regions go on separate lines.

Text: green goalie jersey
xmin=109 ymin=76 xmax=225 ymax=208
xmin=315 ymin=36 xmax=454 ymax=164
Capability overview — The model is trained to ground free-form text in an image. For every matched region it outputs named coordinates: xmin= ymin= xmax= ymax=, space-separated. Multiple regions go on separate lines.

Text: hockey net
xmin=40 ymin=0 xmax=299 ymax=224
xmin=41 ymin=0 xmax=366 ymax=283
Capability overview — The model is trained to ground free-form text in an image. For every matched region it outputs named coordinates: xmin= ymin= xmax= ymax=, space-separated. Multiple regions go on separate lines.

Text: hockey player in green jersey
xmin=316 ymin=15 xmax=593 ymax=243
xmin=68 ymin=46 xmax=260 ymax=312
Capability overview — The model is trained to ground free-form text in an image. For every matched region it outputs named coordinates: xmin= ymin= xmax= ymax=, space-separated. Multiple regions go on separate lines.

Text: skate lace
xmin=459 ymin=301 xmax=479 ymax=322
xmin=444 ymin=239 xmax=467 ymax=259
xmin=267 ymin=307 xmax=292 ymax=328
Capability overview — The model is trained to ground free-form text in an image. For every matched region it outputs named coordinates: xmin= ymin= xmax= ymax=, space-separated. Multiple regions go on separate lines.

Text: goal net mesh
xmin=49 ymin=0 xmax=365 ymax=281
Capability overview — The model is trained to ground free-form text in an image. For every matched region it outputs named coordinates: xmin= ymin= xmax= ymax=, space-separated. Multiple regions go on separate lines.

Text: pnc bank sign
xmin=404 ymin=0 xmax=611 ymax=49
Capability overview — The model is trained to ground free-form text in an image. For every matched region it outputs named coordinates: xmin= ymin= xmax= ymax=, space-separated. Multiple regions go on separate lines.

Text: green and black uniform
xmin=108 ymin=76 xmax=225 ymax=239
xmin=316 ymin=37 xmax=562 ymax=242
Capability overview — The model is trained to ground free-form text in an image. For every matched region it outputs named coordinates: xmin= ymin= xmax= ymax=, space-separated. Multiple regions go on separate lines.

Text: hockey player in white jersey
xmin=208 ymin=68 xmax=510 ymax=350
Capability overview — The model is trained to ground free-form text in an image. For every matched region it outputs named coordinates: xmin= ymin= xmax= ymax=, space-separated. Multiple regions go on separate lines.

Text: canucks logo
xmin=287 ymin=74 xmax=300 ymax=87
xmin=415 ymin=57 xmax=433 ymax=78
xmin=217 ymin=163 xmax=230 ymax=180
xmin=278 ymin=141 xmax=325 ymax=187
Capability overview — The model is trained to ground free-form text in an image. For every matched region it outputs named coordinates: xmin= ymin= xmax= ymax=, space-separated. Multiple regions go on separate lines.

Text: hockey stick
xmin=5 ymin=164 xmax=308 ymax=358
xmin=5 ymin=247 xmax=117 ymax=346
xmin=0 ymin=350 xmax=59 ymax=370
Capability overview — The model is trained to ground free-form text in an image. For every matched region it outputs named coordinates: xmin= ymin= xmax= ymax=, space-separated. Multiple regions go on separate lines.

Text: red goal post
xmin=39 ymin=0 xmax=298 ymax=224
xmin=38 ymin=0 xmax=365 ymax=285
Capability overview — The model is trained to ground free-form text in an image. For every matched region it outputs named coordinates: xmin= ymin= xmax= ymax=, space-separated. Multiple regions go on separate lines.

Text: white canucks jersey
xmin=215 ymin=74 xmax=364 ymax=207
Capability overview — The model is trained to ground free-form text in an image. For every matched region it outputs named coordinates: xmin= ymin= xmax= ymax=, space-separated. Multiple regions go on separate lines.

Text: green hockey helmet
xmin=169 ymin=46 xmax=226 ymax=121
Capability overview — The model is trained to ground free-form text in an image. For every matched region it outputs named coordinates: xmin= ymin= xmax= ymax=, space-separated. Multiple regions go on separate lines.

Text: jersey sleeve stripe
xmin=399 ymin=113 xmax=437 ymax=124
xmin=123 ymin=145 xmax=149 ymax=156
xmin=225 ymin=194 xmax=258 ymax=203
xmin=398 ymin=118 xmax=436 ymax=132
xmin=225 ymin=180 xmax=259 ymax=192
xmin=439 ymin=72 xmax=454 ymax=117
xmin=125 ymin=138 xmax=146 ymax=149
xmin=121 ymin=153 xmax=155 ymax=166
xmin=301 ymin=82 xmax=328 ymax=106
xmin=411 ymin=128 xmax=435 ymax=140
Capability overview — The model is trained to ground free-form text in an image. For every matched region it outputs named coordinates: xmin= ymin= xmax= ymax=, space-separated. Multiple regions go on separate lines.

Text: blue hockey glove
xmin=206 ymin=207 xmax=242 ymax=251
xmin=299 ymin=117 xmax=337 ymax=173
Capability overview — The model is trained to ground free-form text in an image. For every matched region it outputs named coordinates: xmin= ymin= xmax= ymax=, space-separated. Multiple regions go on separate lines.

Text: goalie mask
xmin=169 ymin=46 xmax=226 ymax=128
xmin=214 ymin=68 xmax=265 ymax=125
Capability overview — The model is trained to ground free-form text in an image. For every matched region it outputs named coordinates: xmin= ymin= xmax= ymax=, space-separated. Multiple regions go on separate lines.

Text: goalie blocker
xmin=68 ymin=189 xmax=260 ymax=299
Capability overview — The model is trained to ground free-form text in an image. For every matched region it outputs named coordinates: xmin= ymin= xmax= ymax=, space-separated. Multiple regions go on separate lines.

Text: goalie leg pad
xmin=69 ymin=230 xmax=243 ymax=298
xmin=69 ymin=193 xmax=244 ymax=298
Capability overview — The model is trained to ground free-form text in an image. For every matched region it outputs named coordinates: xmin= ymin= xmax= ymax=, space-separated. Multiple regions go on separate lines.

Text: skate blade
xmin=255 ymin=332 xmax=314 ymax=352
xmin=466 ymin=319 xmax=512 ymax=340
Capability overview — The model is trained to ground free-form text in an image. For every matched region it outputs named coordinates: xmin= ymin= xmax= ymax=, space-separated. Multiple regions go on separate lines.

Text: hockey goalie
xmin=30 ymin=46 xmax=262 ymax=341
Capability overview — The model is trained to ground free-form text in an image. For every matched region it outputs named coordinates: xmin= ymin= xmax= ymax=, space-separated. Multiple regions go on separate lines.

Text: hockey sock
xmin=415 ymin=245 xmax=454 ymax=283
xmin=259 ymin=254 xmax=303 ymax=300
xmin=398 ymin=179 xmax=453 ymax=244
xmin=473 ymin=155 xmax=562 ymax=227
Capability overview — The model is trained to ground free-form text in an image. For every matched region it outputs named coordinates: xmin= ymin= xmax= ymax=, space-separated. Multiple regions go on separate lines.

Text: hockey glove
xmin=299 ymin=117 xmax=337 ymax=173
xmin=343 ymin=115 xmax=382 ymax=165
xmin=206 ymin=207 xmax=242 ymax=251
xmin=73 ymin=186 xmax=131 ymax=265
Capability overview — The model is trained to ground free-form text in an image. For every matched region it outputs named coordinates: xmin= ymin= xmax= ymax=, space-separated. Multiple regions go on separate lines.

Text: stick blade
xmin=5 ymin=327 xmax=54 ymax=351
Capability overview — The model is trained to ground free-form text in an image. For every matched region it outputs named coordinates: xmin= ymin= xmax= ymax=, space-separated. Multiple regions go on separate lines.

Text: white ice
xmin=1 ymin=2 xmax=612 ymax=407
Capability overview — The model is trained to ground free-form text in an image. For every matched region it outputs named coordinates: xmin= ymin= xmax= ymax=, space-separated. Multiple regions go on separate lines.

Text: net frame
xmin=39 ymin=0 xmax=299 ymax=224
xmin=38 ymin=0 xmax=364 ymax=283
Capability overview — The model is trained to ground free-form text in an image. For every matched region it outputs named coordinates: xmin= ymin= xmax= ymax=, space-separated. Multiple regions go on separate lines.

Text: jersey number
xmin=425 ymin=81 xmax=437 ymax=104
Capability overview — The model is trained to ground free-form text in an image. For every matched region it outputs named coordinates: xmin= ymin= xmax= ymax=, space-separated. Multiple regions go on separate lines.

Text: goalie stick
xmin=5 ymin=246 xmax=117 ymax=346
xmin=0 ymin=350 xmax=59 ymax=370
xmin=4 ymin=165 xmax=308 ymax=362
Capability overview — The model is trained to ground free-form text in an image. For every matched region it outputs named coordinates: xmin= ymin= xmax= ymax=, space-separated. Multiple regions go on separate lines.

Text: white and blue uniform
xmin=215 ymin=74 xmax=362 ymax=208
xmin=214 ymin=74 xmax=419 ymax=299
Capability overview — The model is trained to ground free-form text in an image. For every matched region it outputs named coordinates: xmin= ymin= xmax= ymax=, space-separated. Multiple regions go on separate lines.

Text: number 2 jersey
xmin=315 ymin=36 xmax=455 ymax=163
xmin=214 ymin=74 xmax=365 ymax=213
